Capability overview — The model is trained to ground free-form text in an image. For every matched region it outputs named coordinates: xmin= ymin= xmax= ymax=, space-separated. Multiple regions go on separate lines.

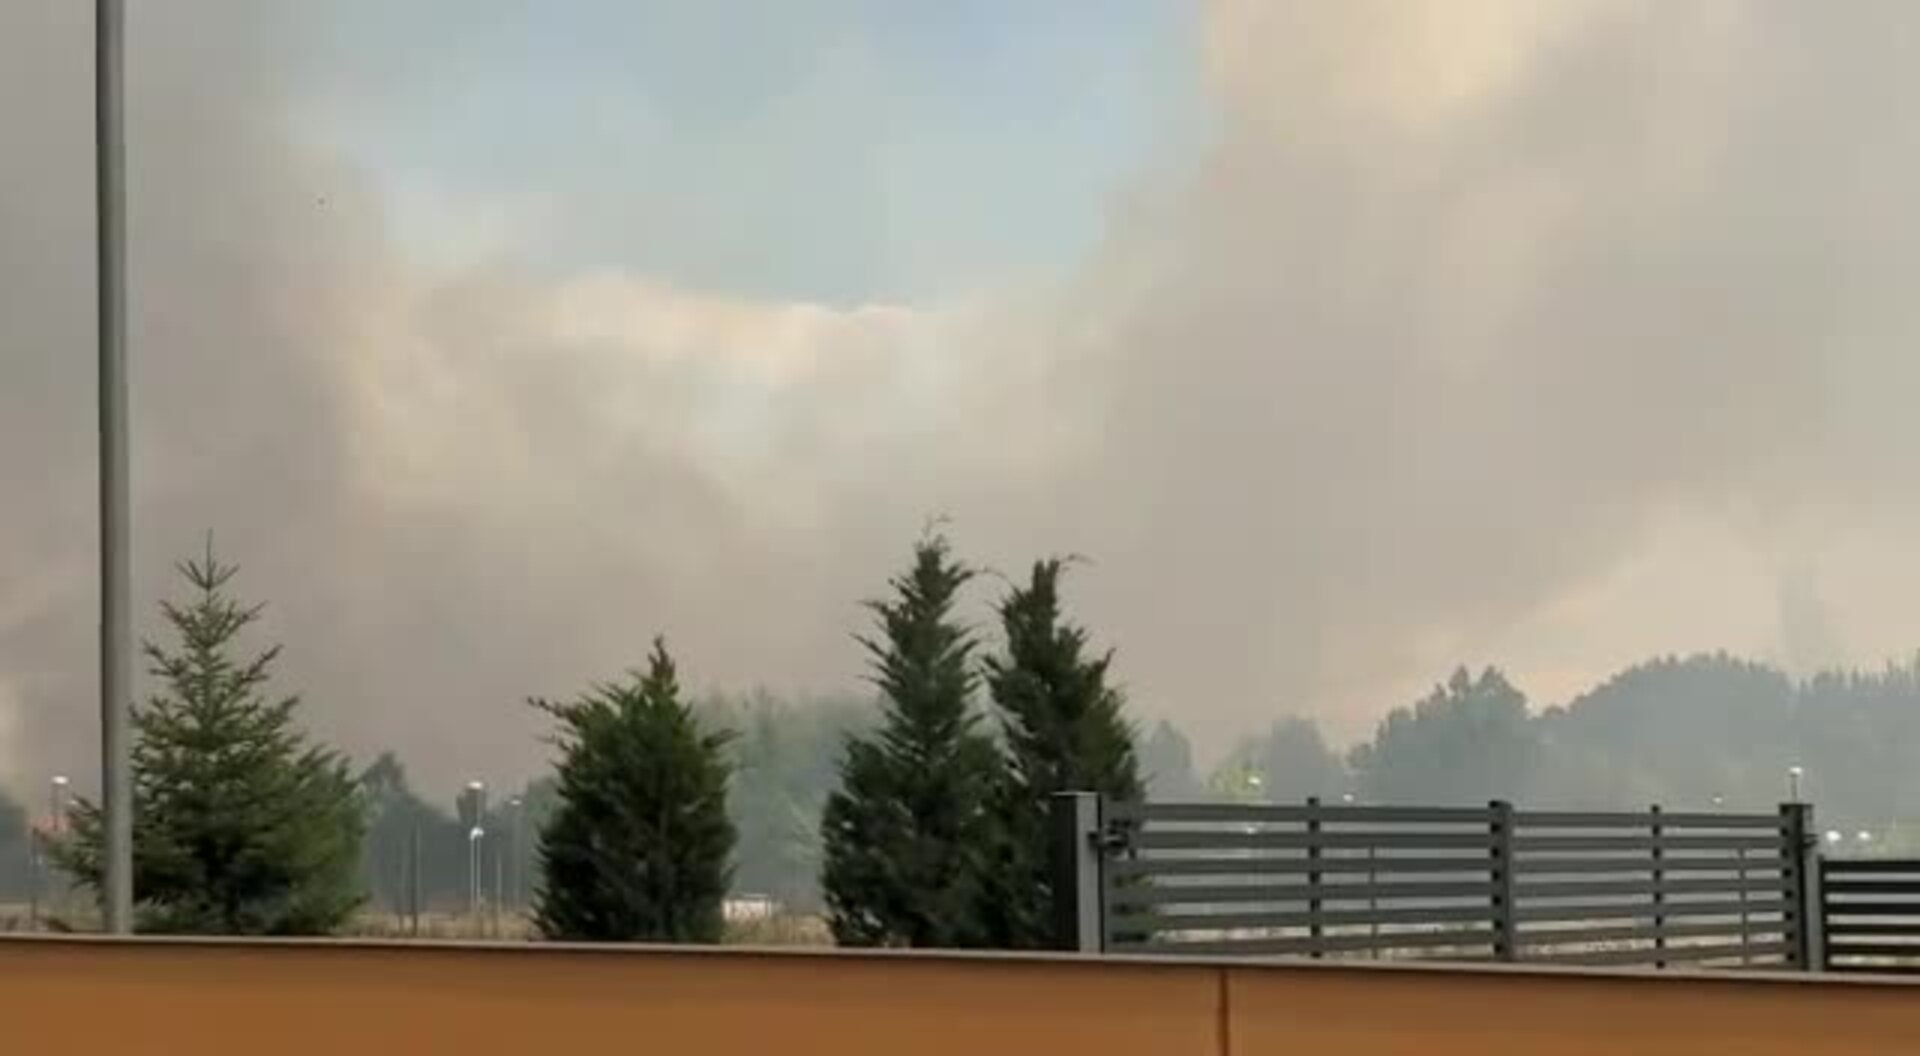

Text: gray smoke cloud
xmin=7 ymin=1 xmax=1920 ymax=798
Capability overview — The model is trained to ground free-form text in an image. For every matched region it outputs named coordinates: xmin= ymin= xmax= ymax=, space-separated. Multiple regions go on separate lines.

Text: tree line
xmin=19 ymin=531 xmax=1140 ymax=945
xmin=5 ymin=532 xmax=1920 ymax=939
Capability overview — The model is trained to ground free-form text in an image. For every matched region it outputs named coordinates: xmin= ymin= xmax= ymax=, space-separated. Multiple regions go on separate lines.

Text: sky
xmin=6 ymin=1 xmax=1920 ymax=800
xmin=291 ymin=0 xmax=1200 ymax=299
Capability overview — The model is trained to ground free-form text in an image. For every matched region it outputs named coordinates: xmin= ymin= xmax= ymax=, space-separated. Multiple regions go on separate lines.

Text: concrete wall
xmin=2 ymin=937 xmax=1917 ymax=1055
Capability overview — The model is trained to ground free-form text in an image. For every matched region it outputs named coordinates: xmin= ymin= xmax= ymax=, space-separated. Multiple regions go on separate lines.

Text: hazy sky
xmin=6 ymin=1 xmax=1920 ymax=800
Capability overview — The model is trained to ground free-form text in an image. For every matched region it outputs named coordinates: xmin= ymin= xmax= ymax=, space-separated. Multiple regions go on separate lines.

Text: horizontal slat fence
xmin=1085 ymin=796 xmax=1810 ymax=971
xmin=1511 ymin=808 xmax=1798 ymax=969
xmin=1101 ymin=800 xmax=1504 ymax=961
xmin=1822 ymin=859 xmax=1920 ymax=975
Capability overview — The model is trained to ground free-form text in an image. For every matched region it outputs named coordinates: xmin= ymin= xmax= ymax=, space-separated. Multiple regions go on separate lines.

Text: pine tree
xmin=54 ymin=540 xmax=363 ymax=934
xmin=820 ymin=533 xmax=1004 ymax=947
xmin=980 ymin=558 xmax=1143 ymax=948
xmin=532 ymin=638 xmax=736 ymax=942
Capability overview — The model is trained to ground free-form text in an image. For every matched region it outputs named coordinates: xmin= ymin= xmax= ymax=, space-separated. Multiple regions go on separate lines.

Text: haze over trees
xmin=1349 ymin=667 xmax=1538 ymax=807
xmin=1140 ymin=719 xmax=1203 ymax=801
xmin=532 ymin=639 xmax=736 ymax=943
xmin=1217 ymin=717 xmax=1348 ymax=805
xmin=703 ymin=690 xmax=869 ymax=913
xmin=12 ymin=522 xmax=1920 ymax=941
xmin=54 ymin=543 xmax=363 ymax=935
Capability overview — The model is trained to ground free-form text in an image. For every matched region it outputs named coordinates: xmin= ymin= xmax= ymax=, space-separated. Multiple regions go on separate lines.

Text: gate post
xmin=1781 ymin=801 xmax=1822 ymax=972
xmin=1051 ymin=791 xmax=1105 ymax=953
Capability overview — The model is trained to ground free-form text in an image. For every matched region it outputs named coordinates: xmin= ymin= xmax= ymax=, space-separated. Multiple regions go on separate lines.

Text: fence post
xmin=1306 ymin=796 xmax=1324 ymax=959
xmin=1491 ymin=800 xmax=1518 ymax=962
xmin=1051 ymin=791 xmax=1105 ymax=953
xmin=1650 ymin=804 xmax=1666 ymax=968
xmin=408 ymin=821 xmax=422 ymax=936
xmin=1781 ymin=801 xmax=1822 ymax=972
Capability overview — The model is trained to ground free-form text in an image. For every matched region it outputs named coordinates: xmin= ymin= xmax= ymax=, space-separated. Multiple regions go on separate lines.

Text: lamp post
xmin=464 ymin=781 xmax=487 ymax=925
xmin=467 ymin=825 xmax=485 ymax=922
xmin=32 ymin=776 xmax=73 ymax=930
xmin=1787 ymin=766 xmax=1804 ymax=803
xmin=95 ymin=0 xmax=134 ymax=938
xmin=50 ymin=775 xmax=71 ymax=826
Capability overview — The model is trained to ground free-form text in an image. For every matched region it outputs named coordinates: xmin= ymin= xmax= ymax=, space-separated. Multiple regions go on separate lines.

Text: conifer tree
xmin=820 ymin=533 xmax=1003 ymax=947
xmin=56 ymin=540 xmax=363 ymax=934
xmin=980 ymin=558 xmax=1142 ymax=948
xmin=533 ymin=638 xmax=735 ymax=942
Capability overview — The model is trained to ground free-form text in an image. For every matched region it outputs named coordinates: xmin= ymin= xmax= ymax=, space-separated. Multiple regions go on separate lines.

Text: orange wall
xmin=2 ymin=937 xmax=1917 ymax=1055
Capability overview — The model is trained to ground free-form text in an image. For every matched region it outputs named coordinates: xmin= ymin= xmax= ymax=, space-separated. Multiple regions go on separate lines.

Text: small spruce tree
xmin=532 ymin=637 xmax=736 ymax=942
xmin=55 ymin=539 xmax=363 ymax=934
xmin=820 ymin=533 xmax=1004 ymax=947
xmin=980 ymin=558 xmax=1143 ymax=948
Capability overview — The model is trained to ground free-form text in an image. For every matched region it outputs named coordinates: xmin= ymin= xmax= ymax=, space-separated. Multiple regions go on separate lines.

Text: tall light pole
xmin=1787 ymin=766 xmax=1804 ymax=804
xmin=51 ymin=775 xmax=72 ymax=825
xmin=464 ymin=781 xmax=486 ymax=922
xmin=96 ymin=0 xmax=134 ymax=936
xmin=43 ymin=775 xmax=72 ymax=926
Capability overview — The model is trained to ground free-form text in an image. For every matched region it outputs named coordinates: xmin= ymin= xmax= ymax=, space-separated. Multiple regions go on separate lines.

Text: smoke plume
xmin=7 ymin=1 xmax=1920 ymax=796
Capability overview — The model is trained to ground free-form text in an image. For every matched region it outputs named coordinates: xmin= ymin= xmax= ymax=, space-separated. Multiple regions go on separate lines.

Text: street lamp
xmin=29 ymin=775 xmax=77 ymax=931
xmin=1788 ymin=766 xmax=1804 ymax=803
xmin=464 ymin=781 xmax=487 ymax=922
xmin=467 ymin=826 xmax=485 ymax=921
xmin=44 ymin=775 xmax=72 ymax=926
xmin=50 ymin=775 xmax=71 ymax=825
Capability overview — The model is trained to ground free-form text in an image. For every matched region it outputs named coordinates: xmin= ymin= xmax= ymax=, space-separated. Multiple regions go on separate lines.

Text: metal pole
xmin=25 ymin=831 xmax=38 ymax=932
xmin=468 ymin=829 xmax=480 ymax=919
xmin=492 ymin=830 xmax=503 ymax=937
xmin=407 ymin=820 xmax=421 ymax=936
xmin=96 ymin=0 xmax=135 ymax=936
xmin=49 ymin=776 xmax=70 ymax=924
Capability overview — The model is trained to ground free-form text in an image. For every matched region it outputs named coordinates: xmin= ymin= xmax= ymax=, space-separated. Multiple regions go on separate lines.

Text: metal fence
xmin=1821 ymin=858 xmax=1920 ymax=974
xmin=1054 ymin=794 xmax=1817 ymax=971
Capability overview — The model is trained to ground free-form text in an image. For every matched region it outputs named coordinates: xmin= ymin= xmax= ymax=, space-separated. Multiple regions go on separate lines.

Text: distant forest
xmin=5 ymin=650 xmax=1916 ymax=910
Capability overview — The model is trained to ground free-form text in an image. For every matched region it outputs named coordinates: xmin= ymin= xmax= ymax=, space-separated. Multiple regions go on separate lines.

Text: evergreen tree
xmin=1140 ymin=719 xmax=1203 ymax=800
xmin=532 ymin=638 xmax=735 ymax=942
xmin=980 ymin=558 xmax=1142 ymax=948
xmin=820 ymin=533 xmax=1003 ymax=947
xmin=54 ymin=540 xmax=363 ymax=934
xmin=0 ymin=788 xmax=27 ymax=898
xmin=1348 ymin=666 xmax=1537 ymax=806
